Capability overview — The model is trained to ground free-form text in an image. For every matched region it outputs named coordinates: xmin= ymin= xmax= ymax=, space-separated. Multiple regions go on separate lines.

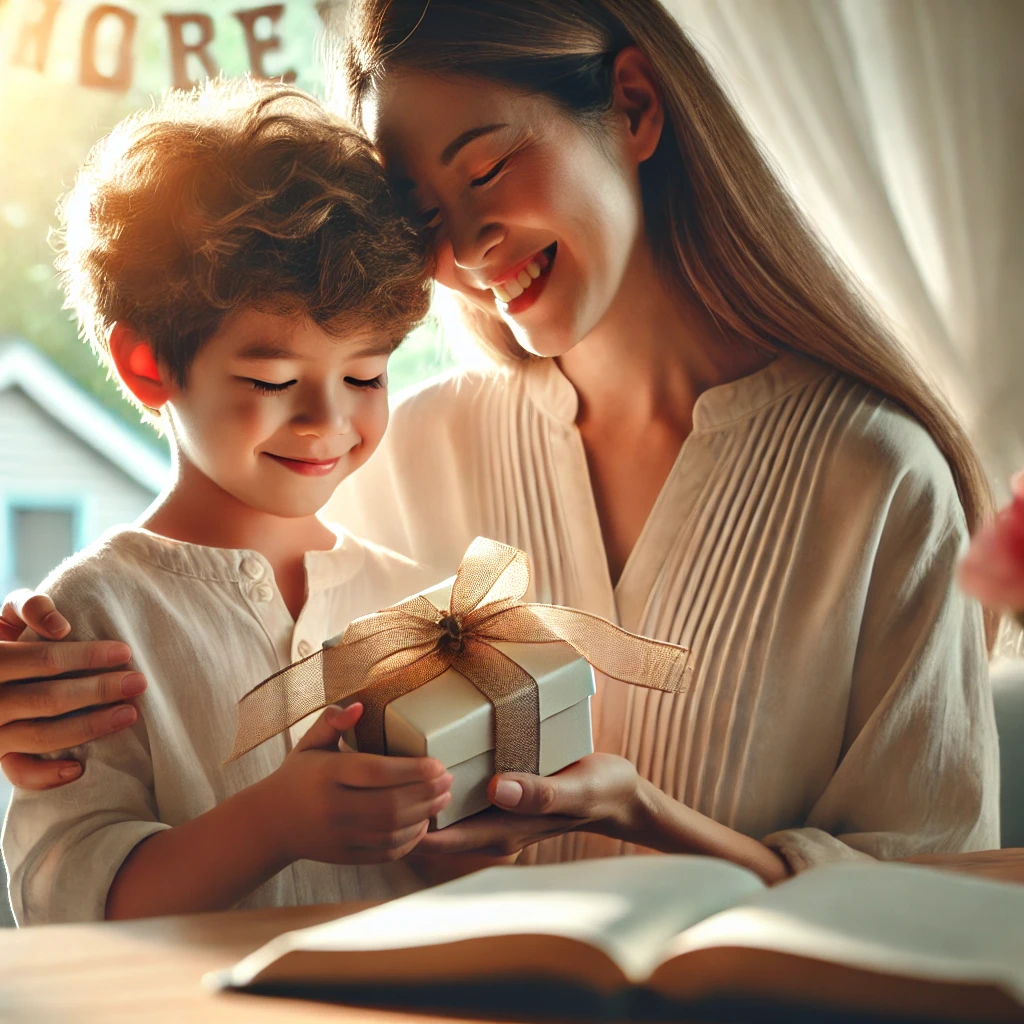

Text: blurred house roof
xmin=0 ymin=339 xmax=169 ymax=493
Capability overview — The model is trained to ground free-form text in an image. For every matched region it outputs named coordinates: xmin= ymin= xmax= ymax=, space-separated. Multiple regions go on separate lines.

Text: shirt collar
xmin=518 ymin=350 xmax=828 ymax=432
xmin=521 ymin=357 xmax=579 ymax=425
xmin=107 ymin=522 xmax=364 ymax=592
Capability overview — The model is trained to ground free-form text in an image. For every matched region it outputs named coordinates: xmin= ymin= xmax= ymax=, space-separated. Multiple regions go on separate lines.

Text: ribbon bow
xmin=229 ymin=538 xmax=693 ymax=770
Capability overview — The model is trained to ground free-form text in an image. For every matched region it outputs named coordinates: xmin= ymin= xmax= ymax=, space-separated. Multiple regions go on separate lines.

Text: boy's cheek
xmin=358 ymin=395 xmax=391 ymax=455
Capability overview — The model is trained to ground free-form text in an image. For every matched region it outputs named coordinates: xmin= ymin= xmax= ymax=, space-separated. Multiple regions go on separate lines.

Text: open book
xmin=212 ymin=856 xmax=1024 ymax=1021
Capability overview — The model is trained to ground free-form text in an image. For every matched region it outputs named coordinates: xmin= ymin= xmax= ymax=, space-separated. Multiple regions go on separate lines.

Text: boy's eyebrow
xmin=236 ymin=342 xmax=296 ymax=360
xmin=351 ymin=337 xmax=399 ymax=357
xmin=235 ymin=338 xmax=395 ymax=361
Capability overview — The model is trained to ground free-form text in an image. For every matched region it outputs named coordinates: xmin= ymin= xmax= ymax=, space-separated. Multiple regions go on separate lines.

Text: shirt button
xmin=297 ymin=640 xmax=312 ymax=658
xmin=240 ymin=557 xmax=264 ymax=581
xmin=252 ymin=583 xmax=274 ymax=603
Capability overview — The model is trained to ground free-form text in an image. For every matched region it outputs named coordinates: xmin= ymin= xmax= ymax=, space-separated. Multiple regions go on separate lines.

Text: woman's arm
xmin=0 ymin=590 xmax=147 ymax=789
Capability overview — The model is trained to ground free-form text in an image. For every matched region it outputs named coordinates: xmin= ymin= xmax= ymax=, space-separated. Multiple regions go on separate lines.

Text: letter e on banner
xmin=163 ymin=12 xmax=219 ymax=90
xmin=233 ymin=4 xmax=295 ymax=82
xmin=80 ymin=4 xmax=136 ymax=91
xmin=11 ymin=0 xmax=62 ymax=73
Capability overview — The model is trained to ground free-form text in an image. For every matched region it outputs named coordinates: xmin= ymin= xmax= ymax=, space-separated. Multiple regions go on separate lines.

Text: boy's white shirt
xmin=2 ymin=524 xmax=436 ymax=925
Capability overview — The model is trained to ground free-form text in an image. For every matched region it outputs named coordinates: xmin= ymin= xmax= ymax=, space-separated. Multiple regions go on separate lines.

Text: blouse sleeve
xmin=2 ymin=570 xmax=168 ymax=925
xmin=763 ymin=467 xmax=1001 ymax=872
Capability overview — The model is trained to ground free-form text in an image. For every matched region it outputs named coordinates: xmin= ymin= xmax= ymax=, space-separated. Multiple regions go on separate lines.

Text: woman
xmin=1 ymin=0 xmax=999 ymax=882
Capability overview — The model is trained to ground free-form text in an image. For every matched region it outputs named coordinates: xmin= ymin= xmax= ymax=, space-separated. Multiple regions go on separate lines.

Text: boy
xmin=2 ymin=77 xmax=453 ymax=924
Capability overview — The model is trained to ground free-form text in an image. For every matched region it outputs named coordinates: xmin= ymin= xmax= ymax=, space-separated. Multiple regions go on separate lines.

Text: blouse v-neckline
xmin=520 ymin=352 xmax=813 ymax=632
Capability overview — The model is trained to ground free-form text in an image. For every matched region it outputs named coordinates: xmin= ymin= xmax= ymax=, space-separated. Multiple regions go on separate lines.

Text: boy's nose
xmin=292 ymin=389 xmax=353 ymax=438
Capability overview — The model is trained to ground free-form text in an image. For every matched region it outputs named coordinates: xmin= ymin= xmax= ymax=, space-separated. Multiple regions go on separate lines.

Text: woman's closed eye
xmin=471 ymin=157 xmax=508 ymax=188
xmin=418 ymin=207 xmax=442 ymax=230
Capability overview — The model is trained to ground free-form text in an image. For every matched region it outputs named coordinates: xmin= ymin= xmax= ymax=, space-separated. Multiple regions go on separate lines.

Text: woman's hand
xmin=415 ymin=753 xmax=644 ymax=858
xmin=416 ymin=752 xmax=788 ymax=884
xmin=0 ymin=590 xmax=145 ymax=790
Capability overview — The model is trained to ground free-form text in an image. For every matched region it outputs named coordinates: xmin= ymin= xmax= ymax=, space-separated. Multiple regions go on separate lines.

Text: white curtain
xmin=667 ymin=0 xmax=1024 ymax=488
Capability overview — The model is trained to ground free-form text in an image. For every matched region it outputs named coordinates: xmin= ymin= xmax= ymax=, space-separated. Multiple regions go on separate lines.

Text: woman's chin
xmin=508 ymin=323 xmax=582 ymax=360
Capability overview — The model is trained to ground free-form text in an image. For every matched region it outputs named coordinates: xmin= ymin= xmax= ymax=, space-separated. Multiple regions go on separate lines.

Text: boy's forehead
xmin=218 ymin=307 xmax=397 ymax=359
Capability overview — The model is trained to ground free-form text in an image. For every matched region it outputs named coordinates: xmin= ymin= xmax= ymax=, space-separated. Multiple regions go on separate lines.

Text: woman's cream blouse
xmin=324 ymin=353 xmax=1000 ymax=870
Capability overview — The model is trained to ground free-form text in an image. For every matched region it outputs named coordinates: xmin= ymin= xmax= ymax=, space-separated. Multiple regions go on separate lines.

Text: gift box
xmin=230 ymin=538 xmax=693 ymax=834
xmin=332 ymin=579 xmax=596 ymax=828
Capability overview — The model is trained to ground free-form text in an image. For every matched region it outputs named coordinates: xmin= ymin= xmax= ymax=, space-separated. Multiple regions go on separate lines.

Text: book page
xmin=657 ymin=861 xmax=1024 ymax=1002
xmin=223 ymin=856 xmax=765 ymax=989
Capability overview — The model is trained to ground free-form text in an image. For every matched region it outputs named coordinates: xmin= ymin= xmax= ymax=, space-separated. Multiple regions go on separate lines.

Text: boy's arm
xmin=3 ymin=711 xmax=166 ymax=925
xmin=105 ymin=705 xmax=453 ymax=920
xmin=105 ymin=772 xmax=290 ymax=918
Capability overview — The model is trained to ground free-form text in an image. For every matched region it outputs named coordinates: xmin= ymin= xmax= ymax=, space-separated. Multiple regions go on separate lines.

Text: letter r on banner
xmin=163 ymin=12 xmax=219 ymax=90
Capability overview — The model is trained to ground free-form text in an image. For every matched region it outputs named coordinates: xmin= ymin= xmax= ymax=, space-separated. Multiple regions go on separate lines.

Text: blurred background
xmin=0 ymin=0 xmax=1021 ymax=892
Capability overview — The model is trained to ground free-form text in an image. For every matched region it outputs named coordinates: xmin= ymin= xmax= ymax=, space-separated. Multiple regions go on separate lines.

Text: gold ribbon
xmin=228 ymin=538 xmax=694 ymax=771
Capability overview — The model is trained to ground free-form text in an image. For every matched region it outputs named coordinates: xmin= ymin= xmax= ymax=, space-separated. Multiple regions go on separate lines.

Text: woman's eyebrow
xmin=440 ymin=123 xmax=508 ymax=166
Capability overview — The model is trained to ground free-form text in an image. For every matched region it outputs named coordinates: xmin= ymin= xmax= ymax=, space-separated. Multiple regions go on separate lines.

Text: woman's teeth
xmin=492 ymin=258 xmax=544 ymax=303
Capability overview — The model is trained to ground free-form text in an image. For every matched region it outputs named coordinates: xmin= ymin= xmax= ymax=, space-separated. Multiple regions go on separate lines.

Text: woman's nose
xmin=450 ymin=215 xmax=506 ymax=277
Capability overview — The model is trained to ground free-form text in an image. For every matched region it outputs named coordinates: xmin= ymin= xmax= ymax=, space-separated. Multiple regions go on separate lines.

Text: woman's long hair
xmin=339 ymin=0 xmax=995 ymax=639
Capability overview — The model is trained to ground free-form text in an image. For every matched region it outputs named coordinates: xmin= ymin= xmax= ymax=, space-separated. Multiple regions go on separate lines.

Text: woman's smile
xmin=489 ymin=243 xmax=557 ymax=315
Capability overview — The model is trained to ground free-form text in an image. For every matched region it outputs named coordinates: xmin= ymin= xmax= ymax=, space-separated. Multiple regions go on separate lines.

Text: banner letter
xmin=163 ymin=12 xmax=219 ymax=90
xmin=233 ymin=5 xmax=295 ymax=83
xmin=11 ymin=0 xmax=61 ymax=72
xmin=79 ymin=4 xmax=136 ymax=91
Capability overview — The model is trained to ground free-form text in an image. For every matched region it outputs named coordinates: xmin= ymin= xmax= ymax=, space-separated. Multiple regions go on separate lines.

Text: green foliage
xmin=0 ymin=0 xmax=453 ymax=449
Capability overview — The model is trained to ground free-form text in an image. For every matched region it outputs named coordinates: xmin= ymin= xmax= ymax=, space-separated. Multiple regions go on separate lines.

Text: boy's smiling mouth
xmin=265 ymin=453 xmax=341 ymax=476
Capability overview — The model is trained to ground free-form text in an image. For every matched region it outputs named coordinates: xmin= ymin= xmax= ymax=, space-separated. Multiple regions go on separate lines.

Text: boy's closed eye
xmin=241 ymin=375 xmax=387 ymax=394
xmin=245 ymin=378 xmax=296 ymax=394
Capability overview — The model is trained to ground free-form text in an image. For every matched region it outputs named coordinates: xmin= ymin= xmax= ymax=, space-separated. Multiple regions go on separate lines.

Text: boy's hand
xmin=258 ymin=703 xmax=452 ymax=866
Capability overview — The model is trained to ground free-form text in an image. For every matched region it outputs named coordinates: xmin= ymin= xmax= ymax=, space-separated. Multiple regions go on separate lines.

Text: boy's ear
xmin=109 ymin=323 xmax=172 ymax=409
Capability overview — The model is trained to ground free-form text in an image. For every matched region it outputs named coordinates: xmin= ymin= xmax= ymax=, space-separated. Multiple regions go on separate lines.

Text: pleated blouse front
xmin=325 ymin=353 xmax=999 ymax=869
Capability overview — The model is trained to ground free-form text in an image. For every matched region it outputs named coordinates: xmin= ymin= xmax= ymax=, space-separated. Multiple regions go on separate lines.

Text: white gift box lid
xmin=333 ymin=579 xmax=596 ymax=766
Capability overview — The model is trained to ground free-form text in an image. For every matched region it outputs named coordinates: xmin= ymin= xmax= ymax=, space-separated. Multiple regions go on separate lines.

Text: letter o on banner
xmin=79 ymin=4 xmax=137 ymax=92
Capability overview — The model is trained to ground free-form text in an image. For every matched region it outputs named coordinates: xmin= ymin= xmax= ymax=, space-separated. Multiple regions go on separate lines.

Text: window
xmin=10 ymin=506 xmax=76 ymax=590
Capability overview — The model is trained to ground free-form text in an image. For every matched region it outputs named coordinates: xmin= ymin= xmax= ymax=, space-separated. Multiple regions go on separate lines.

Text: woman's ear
xmin=611 ymin=46 xmax=665 ymax=164
xmin=108 ymin=323 xmax=172 ymax=409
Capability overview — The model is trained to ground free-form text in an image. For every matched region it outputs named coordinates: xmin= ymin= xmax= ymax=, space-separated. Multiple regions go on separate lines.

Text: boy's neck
xmin=139 ymin=456 xmax=337 ymax=570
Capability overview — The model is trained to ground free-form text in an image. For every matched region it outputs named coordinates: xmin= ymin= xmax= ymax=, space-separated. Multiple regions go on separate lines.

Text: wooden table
xmin=0 ymin=850 xmax=1020 ymax=1024
xmin=0 ymin=901 xmax=408 ymax=1024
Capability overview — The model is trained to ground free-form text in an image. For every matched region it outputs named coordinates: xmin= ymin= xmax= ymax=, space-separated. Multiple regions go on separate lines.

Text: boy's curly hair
xmin=54 ymin=76 xmax=431 ymax=409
